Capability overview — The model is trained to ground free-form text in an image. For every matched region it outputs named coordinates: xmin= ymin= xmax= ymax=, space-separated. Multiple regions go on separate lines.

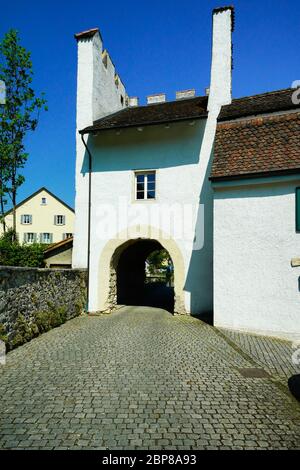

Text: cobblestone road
xmin=0 ymin=306 xmax=299 ymax=450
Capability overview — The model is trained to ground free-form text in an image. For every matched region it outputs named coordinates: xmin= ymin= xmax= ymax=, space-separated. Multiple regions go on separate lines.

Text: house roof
xmin=44 ymin=237 xmax=73 ymax=258
xmin=74 ymin=28 xmax=100 ymax=41
xmin=211 ymin=111 xmax=300 ymax=181
xmin=4 ymin=187 xmax=75 ymax=216
xmin=80 ymin=96 xmax=208 ymax=134
xmin=218 ymin=88 xmax=298 ymax=122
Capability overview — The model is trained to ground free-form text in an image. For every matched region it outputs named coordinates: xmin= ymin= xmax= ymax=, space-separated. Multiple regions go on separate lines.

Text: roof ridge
xmin=231 ymin=88 xmax=292 ymax=103
xmin=4 ymin=187 xmax=74 ymax=216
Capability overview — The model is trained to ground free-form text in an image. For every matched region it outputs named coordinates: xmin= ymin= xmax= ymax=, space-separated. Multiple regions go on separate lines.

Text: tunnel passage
xmin=116 ymin=239 xmax=175 ymax=313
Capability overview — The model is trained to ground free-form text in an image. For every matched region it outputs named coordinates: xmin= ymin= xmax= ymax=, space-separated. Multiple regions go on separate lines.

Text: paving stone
xmin=0 ymin=306 xmax=299 ymax=450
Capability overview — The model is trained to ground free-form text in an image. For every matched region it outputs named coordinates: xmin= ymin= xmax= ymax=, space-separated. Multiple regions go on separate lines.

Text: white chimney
xmin=208 ymin=6 xmax=234 ymax=113
xmin=147 ymin=93 xmax=166 ymax=105
xmin=176 ymin=89 xmax=196 ymax=100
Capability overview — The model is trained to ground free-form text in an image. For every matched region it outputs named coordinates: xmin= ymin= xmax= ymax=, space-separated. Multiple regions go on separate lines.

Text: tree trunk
xmin=12 ymin=188 xmax=16 ymax=240
xmin=0 ymin=194 xmax=6 ymax=232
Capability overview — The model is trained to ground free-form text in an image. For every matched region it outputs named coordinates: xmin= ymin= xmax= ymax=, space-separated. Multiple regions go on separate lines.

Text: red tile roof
xmin=211 ymin=111 xmax=300 ymax=181
xmin=218 ymin=88 xmax=298 ymax=121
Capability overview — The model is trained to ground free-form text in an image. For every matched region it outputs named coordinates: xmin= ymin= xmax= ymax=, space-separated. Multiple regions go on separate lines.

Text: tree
xmin=0 ymin=30 xmax=47 ymax=234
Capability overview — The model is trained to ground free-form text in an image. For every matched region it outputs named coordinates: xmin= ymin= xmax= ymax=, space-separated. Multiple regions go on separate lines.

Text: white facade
xmin=73 ymin=29 xmax=127 ymax=269
xmin=73 ymin=9 xmax=233 ymax=316
xmin=213 ymin=176 xmax=300 ymax=341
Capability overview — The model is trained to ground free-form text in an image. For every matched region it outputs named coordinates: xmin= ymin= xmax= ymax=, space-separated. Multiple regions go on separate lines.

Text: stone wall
xmin=0 ymin=267 xmax=87 ymax=346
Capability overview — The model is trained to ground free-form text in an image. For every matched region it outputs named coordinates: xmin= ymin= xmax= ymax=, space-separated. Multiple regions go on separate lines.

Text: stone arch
xmin=97 ymin=226 xmax=186 ymax=314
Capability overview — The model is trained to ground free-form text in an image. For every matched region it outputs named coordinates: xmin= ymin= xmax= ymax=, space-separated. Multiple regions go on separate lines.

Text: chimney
xmin=147 ymin=93 xmax=166 ymax=105
xmin=176 ymin=89 xmax=196 ymax=100
xmin=128 ymin=97 xmax=139 ymax=107
xmin=208 ymin=6 xmax=234 ymax=113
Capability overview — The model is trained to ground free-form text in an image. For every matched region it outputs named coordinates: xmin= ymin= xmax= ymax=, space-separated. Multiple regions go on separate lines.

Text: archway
xmin=97 ymin=226 xmax=187 ymax=314
xmin=116 ymin=239 xmax=175 ymax=312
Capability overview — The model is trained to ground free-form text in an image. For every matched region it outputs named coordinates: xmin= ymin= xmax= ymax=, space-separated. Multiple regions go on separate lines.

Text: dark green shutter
xmin=296 ymin=188 xmax=300 ymax=232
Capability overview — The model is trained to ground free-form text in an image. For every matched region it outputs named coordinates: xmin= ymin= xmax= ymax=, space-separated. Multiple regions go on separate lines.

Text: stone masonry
xmin=0 ymin=267 xmax=87 ymax=342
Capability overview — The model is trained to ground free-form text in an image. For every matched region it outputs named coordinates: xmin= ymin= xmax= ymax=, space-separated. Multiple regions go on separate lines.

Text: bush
xmin=0 ymin=229 xmax=45 ymax=267
xmin=11 ymin=314 xmax=34 ymax=347
xmin=10 ymin=306 xmax=69 ymax=349
xmin=0 ymin=323 xmax=8 ymax=343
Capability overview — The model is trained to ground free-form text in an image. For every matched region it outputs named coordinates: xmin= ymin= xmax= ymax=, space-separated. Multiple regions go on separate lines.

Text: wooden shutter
xmin=63 ymin=216 xmax=66 ymax=225
xmin=296 ymin=188 xmax=300 ymax=232
xmin=50 ymin=234 xmax=53 ymax=244
xmin=21 ymin=215 xmax=24 ymax=224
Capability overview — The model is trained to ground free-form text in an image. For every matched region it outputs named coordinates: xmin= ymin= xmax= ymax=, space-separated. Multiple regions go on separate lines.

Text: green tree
xmin=0 ymin=29 xmax=47 ymax=234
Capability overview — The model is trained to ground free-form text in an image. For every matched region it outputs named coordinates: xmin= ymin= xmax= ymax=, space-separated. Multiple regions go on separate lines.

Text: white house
xmin=73 ymin=6 xmax=300 ymax=341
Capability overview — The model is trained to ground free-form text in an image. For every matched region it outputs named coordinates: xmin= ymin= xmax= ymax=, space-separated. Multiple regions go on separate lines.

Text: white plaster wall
xmin=214 ymin=178 xmax=300 ymax=341
xmin=73 ymin=32 xmax=126 ymax=269
xmin=73 ymin=8 xmax=233 ymax=313
xmin=87 ymin=121 xmax=213 ymax=315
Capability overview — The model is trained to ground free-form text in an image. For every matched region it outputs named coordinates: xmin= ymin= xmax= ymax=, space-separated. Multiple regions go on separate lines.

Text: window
xmin=296 ymin=188 xmax=300 ymax=231
xmin=41 ymin=197 xmax=47 ymax=205
xmin=21 ymin=215 xmax=32 ymax=225
xmin=54 ymin=215 xmax=66 ymax=226
xmin=40 ymin=233 xmax=53 ymax=244
xmin=24 ymin=233 xmax=36 ymax=244
xmin=135 ymin=171 xmax=156 ymax=200
xmin=63 ymin=233 xmax=73 ymax=240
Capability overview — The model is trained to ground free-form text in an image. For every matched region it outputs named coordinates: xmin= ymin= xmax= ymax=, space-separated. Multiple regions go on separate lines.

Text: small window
xmin=24 ymin=233 xmax=36 ymax=244
xmin=135 ymin=171 xmax=156 ymax=200
xmin=63 ymin=233 xmax=73 ymax=240
xmin=296 ymin=188 xmax=300 ymax=232
xmin=21 ymin=215 xmax=32 ymax=225
xmin=41 ymin=197 xmax=47 ymax=205
xmin=54 ymin=215 xmax=66 ymax=226
xmin=40 ymin=233 xmax=53 ymax=244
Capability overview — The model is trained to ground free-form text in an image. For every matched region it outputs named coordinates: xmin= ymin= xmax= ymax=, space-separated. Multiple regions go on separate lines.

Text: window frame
xmin=24 ymin=233 xmax=36 ymax=244
xmin=21 ymin=214 xmax=32 ymax=225
xmin=63 ymin=233 xmax=73 ymax=240
xmin=41 ymin=197 xmax=47 ymax=206
xmin=54 ymin=215 xmax=66 ymax=226
xmin=40 ymin=233 xmax=53 ymax=244
xmin=134 ymin=170 xmax=156 ymax=201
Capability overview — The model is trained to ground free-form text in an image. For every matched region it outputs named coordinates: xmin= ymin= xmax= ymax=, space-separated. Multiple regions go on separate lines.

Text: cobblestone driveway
xmin=0 ymin=306 xmax=299 ymax=450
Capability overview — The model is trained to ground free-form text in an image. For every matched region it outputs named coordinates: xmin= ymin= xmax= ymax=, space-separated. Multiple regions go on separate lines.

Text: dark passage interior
xmin=117 ymin=239 xmax=175 ymax=313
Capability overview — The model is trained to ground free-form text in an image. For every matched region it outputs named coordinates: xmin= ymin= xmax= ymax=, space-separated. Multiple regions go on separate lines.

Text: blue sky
xmin=0 ymin=0 xmax=299 ymax=208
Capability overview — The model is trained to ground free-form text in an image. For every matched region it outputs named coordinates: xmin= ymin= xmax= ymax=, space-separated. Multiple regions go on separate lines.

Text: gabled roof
xmin=80 ymin=96 xmax=208 ymax=134
xmin=44 ymin=237 xmax=73 ymax=258
xmin=4 ymin=187 xmax=74 ymax=216
xmin=218 ymin=88 xmax=298 ymax=122
xmin=211 ymin=111 xmax=300 ymax=181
